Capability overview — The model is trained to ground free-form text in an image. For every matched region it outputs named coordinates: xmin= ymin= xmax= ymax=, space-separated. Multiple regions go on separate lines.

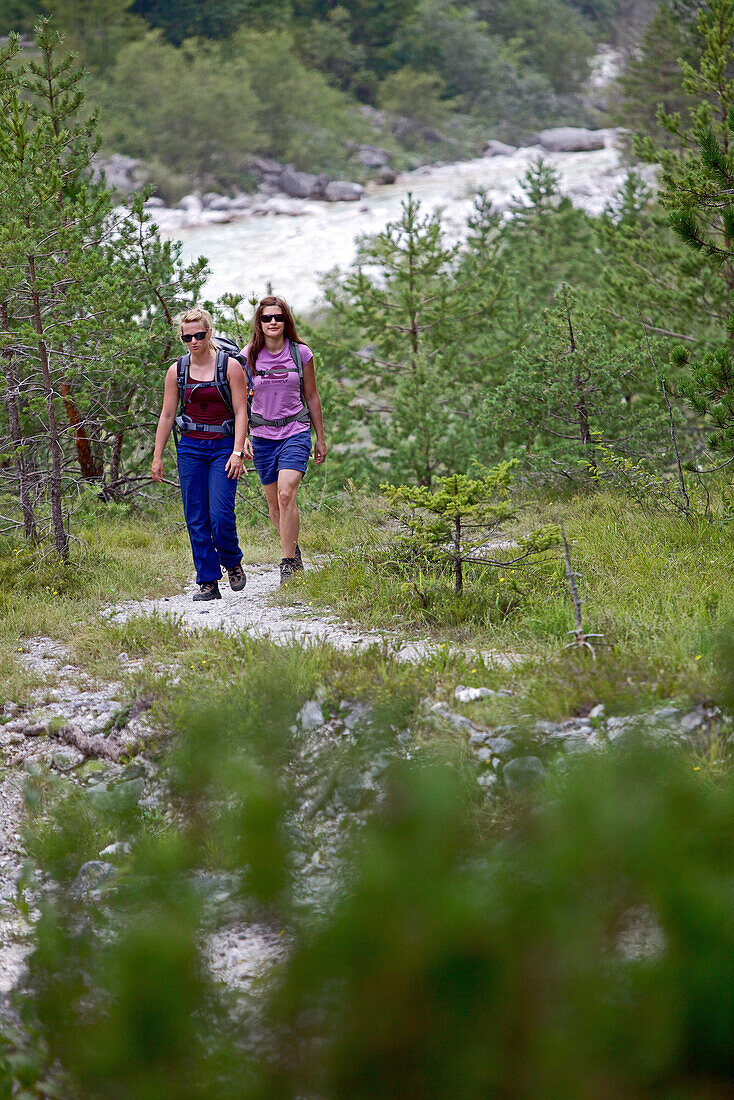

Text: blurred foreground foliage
xmin=8 ymin=664 xmax=734 ymax=1097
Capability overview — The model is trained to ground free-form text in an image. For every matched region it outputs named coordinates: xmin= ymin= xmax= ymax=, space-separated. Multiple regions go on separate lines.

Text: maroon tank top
xmin=183 ymin=380 xmax=231 ymax=440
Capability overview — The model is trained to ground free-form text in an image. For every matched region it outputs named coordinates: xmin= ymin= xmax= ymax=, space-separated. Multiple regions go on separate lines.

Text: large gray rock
xmin=503 ymin=755 xmax=546 ymax=792
xmin=484 ymin=139 xmax=516 ymax=157
xmin=324 ymin=180 xmax=364 ymax=202
xmin=176 ymin=193 xmax=203 ymax=215
xmin=536 ymin=127 xmax=606 ymax=152
xmin=430 ymin=703 xmax=475 ymax=732
xmin=356 ymin=144 xmax=391 ymax=168
xmin=298 ymin=700 xmax=324 ymax=731
xmin=378 ymin=166 xmax=397 ymax=184
xmin=248 ymin=156 xmax=285 ymax=180
xmin=279 ymin=166 xmax=327 ymax=199
xmin=72 ymin=860 xmax=116 ymax=898
xmin=202 ymin=192 xmax=237 ymax=211
xmin=455 ymin=685 xmax=496 ymax=703
xmin=91 ymin=153 xmax=150 ymax=196
xmin=392 ymin=117 xmax=450 ymax=145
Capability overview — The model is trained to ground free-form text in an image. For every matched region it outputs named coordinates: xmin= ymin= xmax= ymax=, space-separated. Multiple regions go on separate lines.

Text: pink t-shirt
xmin=243 ymin=340 xmax=313 ymax=441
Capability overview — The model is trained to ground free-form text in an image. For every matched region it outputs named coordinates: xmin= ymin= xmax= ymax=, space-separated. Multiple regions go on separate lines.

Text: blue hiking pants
xmin=176 ymin=436 xmax=242 ymax=584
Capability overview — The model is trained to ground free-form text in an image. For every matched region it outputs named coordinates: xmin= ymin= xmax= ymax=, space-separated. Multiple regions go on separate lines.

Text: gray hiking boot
xmin=193 ymin=580 xmax=221 ymax=601
xmin=280 ymin=557 xmax=298 ymax=585
xmin=293 ymin=544 xmax=304 ymax=571
xmin=227 ymin=563 xmax=247 ymax=592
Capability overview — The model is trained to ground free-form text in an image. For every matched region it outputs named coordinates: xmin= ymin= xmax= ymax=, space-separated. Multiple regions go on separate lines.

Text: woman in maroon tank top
xmin=151 ymin=307 xmax=249 ymax=601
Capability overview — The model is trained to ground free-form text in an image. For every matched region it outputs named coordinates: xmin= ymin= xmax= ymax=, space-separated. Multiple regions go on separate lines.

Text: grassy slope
xmin=0 ymin=483 xmax=730 ymax=732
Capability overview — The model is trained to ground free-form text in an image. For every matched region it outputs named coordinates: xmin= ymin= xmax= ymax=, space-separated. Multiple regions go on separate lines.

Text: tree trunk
xmin=564 ymin=294 xmax=596 ymax=471
xmin=26 ymin=248 xmax=69 ymax=559
xmin=0 ymin=302 xmax=37 ymax=542
xmin=454 ymin=514 xmax=463 ymax=595
xmin=59 ymin=376 xmax=103 ymax=480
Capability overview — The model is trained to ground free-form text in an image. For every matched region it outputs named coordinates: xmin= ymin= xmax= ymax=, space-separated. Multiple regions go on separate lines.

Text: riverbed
xmin=162 ymin=132 xmax=654 ymax=313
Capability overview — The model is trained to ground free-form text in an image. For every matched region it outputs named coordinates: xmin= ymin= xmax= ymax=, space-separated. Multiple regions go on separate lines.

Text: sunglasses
xmin=181 ymin=330 xmax=208 ymax=343
xmin=261 ymin=314 xmax=285 ymax=324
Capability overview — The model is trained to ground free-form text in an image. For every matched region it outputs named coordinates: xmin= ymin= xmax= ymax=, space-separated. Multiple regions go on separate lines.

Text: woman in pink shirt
xmin=242 ymin=296 xmax=327 ymax=583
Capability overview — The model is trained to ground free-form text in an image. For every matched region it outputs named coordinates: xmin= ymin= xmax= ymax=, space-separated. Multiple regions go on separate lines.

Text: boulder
xmin=298 ymin=700 xmax=324 ymax=731
xmin=536 ymin=127 xmax=606 ymax=152
xmin=455 ymin=685 xmax=496 ymax=703
xmin=357 ymin=104 xmax=390 ymax=130
xmin=356 ymin=144 xmax=391 ymax=168
xmin=502 ymin=755 xmax=546 ymax=792
xmin=176 ymin=193 xmax=203 ymax=215
xmin=377 ymin=166 xmax=397 ymax=184
xmin=248 ymin=155 xmax=285 ymax=179
xmin=324 ymin=180 xmax=364 ymax=202
xmin=393 ymin=117 xmax=451 ymax=145
xmin=229 ymin=193 xmax=255 ymax=210
xmin=279 ymin=166 xmax=327 ymax=200
xmin=72 ymin=860 xmax=116 ymax=898
xmin=483 ymin=139 xmax=517 ymax=157
xmin=91 ymin=153 xmax=151 ymax=196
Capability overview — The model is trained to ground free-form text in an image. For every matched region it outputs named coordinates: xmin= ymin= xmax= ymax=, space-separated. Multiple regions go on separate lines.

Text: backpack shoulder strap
xmin=288 ymin=339 xmax=303 ymax=378
xmin=289 ymin=340 xmax=308 ymax=408
xmin=214 ymin=349 xmax=233 ymax=411
xmin=176 ymin=353 xmax=190 ymax=411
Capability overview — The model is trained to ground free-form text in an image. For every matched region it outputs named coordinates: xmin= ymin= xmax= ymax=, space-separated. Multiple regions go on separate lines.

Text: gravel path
xmin=0 ymin=561 xmax=515 ymax=1013
xmin=103 ymin=560 xmax=516 ymax=667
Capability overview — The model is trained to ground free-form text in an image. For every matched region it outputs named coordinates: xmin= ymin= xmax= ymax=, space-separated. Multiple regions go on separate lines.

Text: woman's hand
xmin=226 ymin=453 xmax=247 ymax=479
xmin=315 ymin=436 xmax=328 ymax=464
xmin=244 ymin=437 xmax=254 ymax=460
xmin=151 ymin=456 xmax=164 ymax=482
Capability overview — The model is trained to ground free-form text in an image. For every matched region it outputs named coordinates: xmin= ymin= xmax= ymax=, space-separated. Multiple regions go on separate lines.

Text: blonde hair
xmin=176 ymin=307 xmax=218 ymax=349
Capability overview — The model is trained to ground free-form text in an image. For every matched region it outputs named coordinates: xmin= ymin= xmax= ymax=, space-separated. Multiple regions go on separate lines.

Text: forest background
xmin=1 ymin=0 xmax=660 ymax=195
xmin=4 ymin=1 xmax=734 ymax=1096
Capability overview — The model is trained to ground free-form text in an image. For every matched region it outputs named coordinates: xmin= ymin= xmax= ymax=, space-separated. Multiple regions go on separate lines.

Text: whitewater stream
xmin=162 ymin=132 xmax=653 ymax=314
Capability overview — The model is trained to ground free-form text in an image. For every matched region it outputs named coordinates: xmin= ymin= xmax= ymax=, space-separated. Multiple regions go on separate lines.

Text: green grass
xmin=279 ymin=488 xmax=734 ymax=718
xmin=3 ymin=485 xmax=734 ymax=729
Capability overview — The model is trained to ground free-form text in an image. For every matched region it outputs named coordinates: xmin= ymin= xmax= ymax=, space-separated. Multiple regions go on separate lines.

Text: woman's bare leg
xmin=276 ymin=469 xmax=303 ymax=559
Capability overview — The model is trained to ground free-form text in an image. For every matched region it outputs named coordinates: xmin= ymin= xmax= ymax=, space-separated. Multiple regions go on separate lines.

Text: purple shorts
xmin=251 ymin=429 xmax=312 ymax=485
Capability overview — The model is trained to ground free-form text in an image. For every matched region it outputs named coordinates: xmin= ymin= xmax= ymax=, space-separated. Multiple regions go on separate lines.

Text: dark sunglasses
xmin=181 ymin=330 xmax=208 ymax=343
xmin=261 ymin=314 xmax=285 ymax=324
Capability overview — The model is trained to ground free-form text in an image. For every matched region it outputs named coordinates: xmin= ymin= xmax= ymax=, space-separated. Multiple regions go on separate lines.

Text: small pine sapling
xmin=381 ymin=461 xmax=559 ymax=595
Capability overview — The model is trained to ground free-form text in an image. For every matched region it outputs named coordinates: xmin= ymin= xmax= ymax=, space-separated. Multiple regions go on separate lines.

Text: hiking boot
xmin=227 ymin=563 xmax=247 ymax=592
xmin=280 ymin=557 xmax=298 ymax=585
xmin=293 ymin=543 xmax=304 ymax=571
xmin=193 ymin=580 xmax=221 ymax=601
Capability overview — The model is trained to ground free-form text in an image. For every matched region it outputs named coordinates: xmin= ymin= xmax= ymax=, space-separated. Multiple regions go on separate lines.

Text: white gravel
xmin=103 ymin=560 xmax=515 ymax=667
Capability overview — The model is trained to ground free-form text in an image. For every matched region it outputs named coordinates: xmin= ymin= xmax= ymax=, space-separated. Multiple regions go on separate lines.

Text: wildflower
xmin=695 ymin=655 xmax=702 ymax=661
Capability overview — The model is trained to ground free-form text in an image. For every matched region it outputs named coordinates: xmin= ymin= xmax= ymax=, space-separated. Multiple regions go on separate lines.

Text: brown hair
xmin=249 ymin=296 xmax=301 ymax=366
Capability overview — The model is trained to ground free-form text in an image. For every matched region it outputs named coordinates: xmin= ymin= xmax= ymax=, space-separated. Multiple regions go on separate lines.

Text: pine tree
xmin=0 ymin=21 xmax=205 ymax=553
xmin=324 ymin=194 xmax=506 ymax=486
xmin=486 ymin=286 xmax=664 ymax=480
xmin=610 ymin=1 xmax=699 ymax=147
xmin=381 ymin=462 xmax=558 ymax=595
xmin=635 ymin=0 xmax=734 ymax=456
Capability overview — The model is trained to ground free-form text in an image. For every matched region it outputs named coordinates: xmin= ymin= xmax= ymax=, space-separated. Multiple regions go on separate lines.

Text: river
xmin=163 ymin=132 xmax=652 ymax=314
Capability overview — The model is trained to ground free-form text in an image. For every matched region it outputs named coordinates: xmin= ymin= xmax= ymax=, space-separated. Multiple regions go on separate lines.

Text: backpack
xmin=247 ymin=339 xmax=311 ymax=430
xmin=174 ymin=335 xmax=247 ymax=439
